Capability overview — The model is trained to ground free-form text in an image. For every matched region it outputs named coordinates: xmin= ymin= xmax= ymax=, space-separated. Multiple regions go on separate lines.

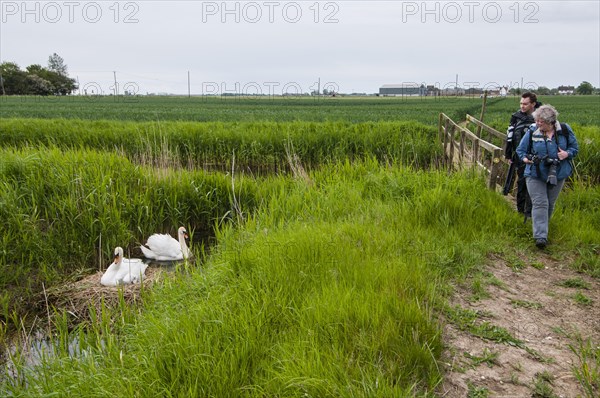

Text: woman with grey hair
xmin=516 ymin=104 xmax=578 ymax=248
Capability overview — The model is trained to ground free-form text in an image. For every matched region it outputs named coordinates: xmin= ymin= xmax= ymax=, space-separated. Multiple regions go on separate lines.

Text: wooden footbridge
xmin=438 ymin=112 xmax=510 ymax=192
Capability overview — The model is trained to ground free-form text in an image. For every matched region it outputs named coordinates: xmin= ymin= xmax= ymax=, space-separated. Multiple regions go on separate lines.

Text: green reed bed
xmin=3 ymin=102 xmax=598 ymax=182
xmin=0 ymin=160 xmax=515 ymax=397
xmin=0 ymin=118 xmax=441 ymax=170
xmin=0 ymin=147 xmax=247 ymax=322
xmin=570 ymin=125 xmax=600 ymax=184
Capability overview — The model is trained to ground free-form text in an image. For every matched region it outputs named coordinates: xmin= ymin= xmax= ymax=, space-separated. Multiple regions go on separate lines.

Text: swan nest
xmin=44 ymin=267 xmax=165 ymax=321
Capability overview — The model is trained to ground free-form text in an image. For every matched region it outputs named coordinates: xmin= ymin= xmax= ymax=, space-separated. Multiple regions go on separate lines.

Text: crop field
xmin=1 ymin=95 xmax=599 ymax=396
xmin=1 ymin=94 xmax=599 ymax=125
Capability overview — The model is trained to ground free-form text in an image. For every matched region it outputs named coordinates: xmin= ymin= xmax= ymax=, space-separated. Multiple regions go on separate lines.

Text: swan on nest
xmin=101 ymin=246 xmax=148 ymax=286
xmin=140 ymin=226 xmax=191 ymax=261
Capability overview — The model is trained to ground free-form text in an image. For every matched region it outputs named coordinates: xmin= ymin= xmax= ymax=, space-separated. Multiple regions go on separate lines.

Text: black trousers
xmin=516 ymin=163 xmax=532 ymax=214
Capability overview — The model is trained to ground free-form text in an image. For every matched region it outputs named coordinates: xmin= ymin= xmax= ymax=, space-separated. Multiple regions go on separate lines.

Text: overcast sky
xmin=1 ymin=0 xmax=599 ymax=95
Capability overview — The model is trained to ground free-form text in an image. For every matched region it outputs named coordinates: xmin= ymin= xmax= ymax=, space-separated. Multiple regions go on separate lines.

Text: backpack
xmin=505 ymin=112 xmax=535 ymax=160
xmin=512 ymin=117 xmax=532 ymax=144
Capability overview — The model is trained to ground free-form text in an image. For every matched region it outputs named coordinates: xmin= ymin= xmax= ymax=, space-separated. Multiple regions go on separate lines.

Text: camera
xmin=525 ymin=154 xmax=541 ymax=164
xmin=526 ymin=154 xmax=559 ymax=185
xmin=544 ymin=157 xmax=560 ymax=186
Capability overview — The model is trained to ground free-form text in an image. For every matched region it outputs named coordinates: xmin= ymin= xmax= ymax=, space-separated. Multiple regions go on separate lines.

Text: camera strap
xmin=535 ymin=159 xmax=542 ymax=179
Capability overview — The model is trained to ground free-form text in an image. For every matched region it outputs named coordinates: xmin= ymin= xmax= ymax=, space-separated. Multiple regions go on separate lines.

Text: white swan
xmin=101 ymin=247 xmax=148 ymax=286
xmin=140 ymin=226 xmax=190 ymax=261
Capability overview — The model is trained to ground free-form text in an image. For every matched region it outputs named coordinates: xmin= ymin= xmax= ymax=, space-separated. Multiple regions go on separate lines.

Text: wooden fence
xmin=438 ymin=113 xmax=508 ymax=190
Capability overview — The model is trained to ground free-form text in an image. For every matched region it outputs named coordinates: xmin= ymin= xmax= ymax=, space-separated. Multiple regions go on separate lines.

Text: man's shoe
xmin=535 ymin=238 xmax=548 ymax=249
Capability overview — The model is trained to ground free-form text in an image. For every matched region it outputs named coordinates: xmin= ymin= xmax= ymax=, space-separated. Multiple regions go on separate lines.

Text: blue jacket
xmin=516 ymin=122 xmax=579 ymax=181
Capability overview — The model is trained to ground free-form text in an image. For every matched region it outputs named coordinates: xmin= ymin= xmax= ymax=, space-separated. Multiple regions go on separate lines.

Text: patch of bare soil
xmin=439 ymin=252 xmax=599 ymax=397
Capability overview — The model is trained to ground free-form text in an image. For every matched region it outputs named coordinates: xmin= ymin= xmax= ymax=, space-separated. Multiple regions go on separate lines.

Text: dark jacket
xmin=504 ymin=102 xmax=542 ymax=160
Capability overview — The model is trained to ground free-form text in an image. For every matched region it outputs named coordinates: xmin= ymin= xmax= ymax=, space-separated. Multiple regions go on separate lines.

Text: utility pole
xmin=113 ymin=71 xmax=118 ymax=95
xmin=188 ymin=71 xmax=191 ymax=98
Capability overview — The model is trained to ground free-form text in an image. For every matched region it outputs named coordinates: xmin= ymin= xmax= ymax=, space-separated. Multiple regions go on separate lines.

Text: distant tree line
xmin=0 ymin=53 xmax=77 ymax=96
xmin=509 ymin=81 xmax=597 ymax=96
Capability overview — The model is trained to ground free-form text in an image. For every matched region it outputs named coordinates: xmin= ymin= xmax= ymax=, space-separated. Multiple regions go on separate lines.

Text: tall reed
xmin=0 ymin=146 xmax=240 ymax=325
xmin=0 ymin=119 xmax=441 ymax=171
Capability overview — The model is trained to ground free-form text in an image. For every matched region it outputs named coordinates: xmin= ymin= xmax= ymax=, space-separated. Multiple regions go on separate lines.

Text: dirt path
xmin=438 ymin=251 xmax=599 ymax=397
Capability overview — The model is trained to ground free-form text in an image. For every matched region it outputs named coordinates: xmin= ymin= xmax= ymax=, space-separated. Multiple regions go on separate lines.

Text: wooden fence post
xmin=438 ymin=113 xmax=444 ymax=144
xmin=476 ymin=91 xmax=488 ymax=138
xmin=448 ymin=124 xmax=455 ymax=170
xmin=489 ymin=148 xmax=502 ymax=190
xmin=459 ymin=127 xmax=465 ymax=163
xmin=444 ymin=117 xmax=451 ymax=166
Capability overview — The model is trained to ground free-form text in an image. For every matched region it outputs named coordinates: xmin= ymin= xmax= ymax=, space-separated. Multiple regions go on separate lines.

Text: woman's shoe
xmin=535 ymin=238 xmax=548 ymax=249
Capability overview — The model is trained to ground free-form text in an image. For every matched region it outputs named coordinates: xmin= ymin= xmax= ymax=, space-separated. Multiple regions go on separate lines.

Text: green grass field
xmin=1 ymin=94 xmax=598 ymax=125
xmin=1 ymin=94 xmax=599 ymax=396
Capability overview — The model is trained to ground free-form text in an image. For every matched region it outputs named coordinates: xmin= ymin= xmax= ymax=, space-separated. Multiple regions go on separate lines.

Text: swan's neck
xmin=179 ymin=235 xmax=189 ymax=259
xmin=115 ymin=255 xmax=122 ymax=267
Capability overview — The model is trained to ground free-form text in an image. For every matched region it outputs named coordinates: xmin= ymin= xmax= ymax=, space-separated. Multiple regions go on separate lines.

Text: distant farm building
xmin=465 ymin=88 xmax=485 ymax=96
xmin=438 ymin=87 xmax=465 ymax=96
xmin=557 ymin=85 xmax=575 ymax=95
xmin=379 ymin=84 xmax=427 ymax=96
xmin=425 ymin=86 xmax=466 ymax=96
xmin=379 ymin=84 xmax=505 ymax=97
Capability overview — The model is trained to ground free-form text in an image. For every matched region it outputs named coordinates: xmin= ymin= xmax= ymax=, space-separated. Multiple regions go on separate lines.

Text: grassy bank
xmin=0 ymin=162 xmax=507 ymax=396
xmin=1 ymin=94 xmax=598 ymax=395
xmin=2 ymin=157 xmax=599 ymax=396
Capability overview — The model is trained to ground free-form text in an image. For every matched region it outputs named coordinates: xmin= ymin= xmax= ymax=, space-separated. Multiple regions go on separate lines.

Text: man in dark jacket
xmin=505 ymin=92 xmax=540 ymax=215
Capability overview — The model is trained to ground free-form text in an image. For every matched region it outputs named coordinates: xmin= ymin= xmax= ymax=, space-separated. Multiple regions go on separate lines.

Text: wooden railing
xmin=438 ymin=113 xmax=507 ymax=190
